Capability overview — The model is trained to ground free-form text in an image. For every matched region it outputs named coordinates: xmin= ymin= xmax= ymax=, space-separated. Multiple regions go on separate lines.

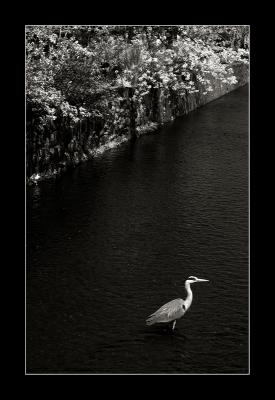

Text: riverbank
xmin=27 ymin=63 xmax=248 ymax=184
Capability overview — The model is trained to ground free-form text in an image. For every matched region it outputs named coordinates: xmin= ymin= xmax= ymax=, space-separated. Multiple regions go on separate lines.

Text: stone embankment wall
xmin=26 ymin=63 xmax=248 ymax=182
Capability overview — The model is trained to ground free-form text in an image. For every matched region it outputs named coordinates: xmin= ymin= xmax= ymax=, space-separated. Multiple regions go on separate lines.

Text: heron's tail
xmin=146 ymin=317 xmax=156 ymax=326
xmin=146 ymin=313 xmax=162 ymax=326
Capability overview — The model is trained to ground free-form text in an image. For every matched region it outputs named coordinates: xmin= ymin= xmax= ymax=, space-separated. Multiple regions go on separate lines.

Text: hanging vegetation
xmin=26 ymin=25 xmax=249 ymax=182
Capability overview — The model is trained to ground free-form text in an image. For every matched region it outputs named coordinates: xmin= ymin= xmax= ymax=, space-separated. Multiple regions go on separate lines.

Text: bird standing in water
xmin=146 ymin=276 xmax=209 ymax=331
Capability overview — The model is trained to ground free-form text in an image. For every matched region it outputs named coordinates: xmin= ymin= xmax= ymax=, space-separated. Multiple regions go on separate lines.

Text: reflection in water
xmin=27 ymin=86 xmax=248 ymax=374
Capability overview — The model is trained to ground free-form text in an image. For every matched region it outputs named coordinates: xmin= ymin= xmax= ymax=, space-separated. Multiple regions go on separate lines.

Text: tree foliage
xmin=26 ymin=25 xmax=249 ymax=129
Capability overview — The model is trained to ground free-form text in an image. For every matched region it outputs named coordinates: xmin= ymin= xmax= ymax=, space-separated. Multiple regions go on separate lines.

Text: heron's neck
xmin=184 ymin=282 xmax=193 ymax=310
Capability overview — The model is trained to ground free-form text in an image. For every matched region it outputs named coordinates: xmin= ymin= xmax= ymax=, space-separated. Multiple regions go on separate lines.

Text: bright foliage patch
xmin=26 ymin=25 xmax=249 ymax=128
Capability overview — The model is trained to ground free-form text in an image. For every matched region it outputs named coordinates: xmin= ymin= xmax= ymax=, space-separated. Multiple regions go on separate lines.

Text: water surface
xmin=27 ymin=85 xmax=248 ymax=374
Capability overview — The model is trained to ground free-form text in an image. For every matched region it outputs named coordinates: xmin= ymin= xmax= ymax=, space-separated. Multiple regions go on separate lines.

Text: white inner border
xmin=25 ymin=24 xmax=250 ymax=376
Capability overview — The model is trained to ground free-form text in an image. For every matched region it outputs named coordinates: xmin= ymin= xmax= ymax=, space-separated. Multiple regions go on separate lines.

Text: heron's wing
xmin=150 ymin=299 xmax=183 ymax=316
xmin=146 ymin=298 xmax=185 ymax=325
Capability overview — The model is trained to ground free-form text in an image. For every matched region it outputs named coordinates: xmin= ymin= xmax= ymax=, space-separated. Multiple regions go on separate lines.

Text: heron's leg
xmin=172 ymin=320 xmax=176 ymax=330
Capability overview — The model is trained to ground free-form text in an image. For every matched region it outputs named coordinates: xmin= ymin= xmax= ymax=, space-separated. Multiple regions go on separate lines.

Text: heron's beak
xmin=196 ymin=278 xmax=209 ymax=282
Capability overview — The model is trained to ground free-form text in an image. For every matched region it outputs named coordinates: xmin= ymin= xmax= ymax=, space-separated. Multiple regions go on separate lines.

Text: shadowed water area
xmin=26 ymin=85 xmax=248 ymax=374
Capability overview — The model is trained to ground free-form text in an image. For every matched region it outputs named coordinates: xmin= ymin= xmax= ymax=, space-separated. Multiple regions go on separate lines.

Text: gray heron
xmin=146 ymin=276 xmax=209 ymax=330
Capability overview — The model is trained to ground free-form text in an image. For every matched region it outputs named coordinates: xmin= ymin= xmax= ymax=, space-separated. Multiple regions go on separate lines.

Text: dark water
xmin=26 ymin=86 xmax=248 ymax=374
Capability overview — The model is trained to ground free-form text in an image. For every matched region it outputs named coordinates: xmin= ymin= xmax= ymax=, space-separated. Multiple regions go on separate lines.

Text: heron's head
xmin=186 ymin=276 xmax=209 ymax=284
